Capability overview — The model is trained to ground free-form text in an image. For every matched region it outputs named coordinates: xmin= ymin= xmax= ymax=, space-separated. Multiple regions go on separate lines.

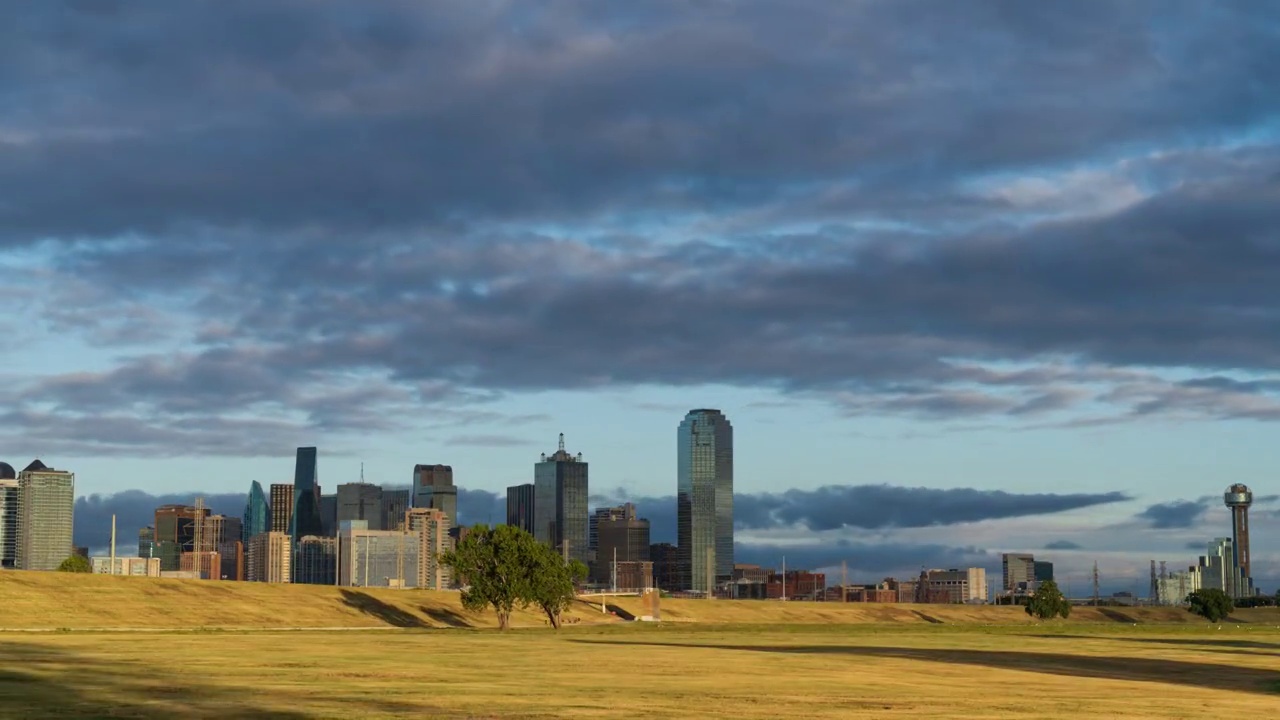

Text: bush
xmin=1187 ymin=588 xmax=1233 ymax=622
xmin=1025 ymin=580 xmax=1071 ymax=620
xmin=57 ymin=555 xmax=91 ymax=573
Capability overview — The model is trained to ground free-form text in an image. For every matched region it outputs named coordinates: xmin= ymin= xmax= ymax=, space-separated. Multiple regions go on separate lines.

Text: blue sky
xmin=2 ymin=1 xmax=1279 ymax=593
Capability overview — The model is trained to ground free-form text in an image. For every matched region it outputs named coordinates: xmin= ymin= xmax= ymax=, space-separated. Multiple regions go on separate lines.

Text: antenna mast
xmin=558 ymin=433 xmax=565 ymax=453
xmin=1091 ymin=561 xmax=1100 ymax=606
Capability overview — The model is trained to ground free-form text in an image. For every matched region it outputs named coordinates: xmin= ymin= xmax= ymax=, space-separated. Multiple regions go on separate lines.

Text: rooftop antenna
xmin=1091 ymin=561 xmax=1100 ymax=607
xmin=558 ymin=433 xmax=565 ymax=452
xmin=360 ymin=462 xmax=365 ymax=483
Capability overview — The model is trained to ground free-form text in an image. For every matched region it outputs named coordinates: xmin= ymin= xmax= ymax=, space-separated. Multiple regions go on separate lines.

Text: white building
xmin=92 ymin=556 xmax=162 ymax=577
xmin=1188 ymin=538 xmax=1253 ymax=600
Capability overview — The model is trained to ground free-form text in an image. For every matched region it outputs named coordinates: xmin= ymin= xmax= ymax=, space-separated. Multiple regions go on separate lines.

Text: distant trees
xmin=441 ymin=524 xmax=586 ymax=631
xmin=1187 ymin=588 xmax=1233 ymax=622
xmin=57 ymin=555 xmax=91 ymax=573
xmin=1025 ymin=580 xmax=1071 ymax=620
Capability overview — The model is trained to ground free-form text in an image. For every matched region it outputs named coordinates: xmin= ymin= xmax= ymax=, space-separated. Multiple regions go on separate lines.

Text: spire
xmin=558 ymin=433 xmax=565 ymax=452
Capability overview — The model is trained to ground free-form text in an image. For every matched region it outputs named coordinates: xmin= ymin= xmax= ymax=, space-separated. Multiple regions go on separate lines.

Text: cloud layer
xmin=1 ymin=2 xmax=1279 ymax=454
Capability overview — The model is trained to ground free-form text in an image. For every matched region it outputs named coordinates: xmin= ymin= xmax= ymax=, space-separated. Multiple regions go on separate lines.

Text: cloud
xmin=734 ymin=541 xmax=992 ymax=579
xmin=446 ymin=434 xmax=535 ymax=448
xmin=1137 ymin=500 xmax=1207 ymax=529
xmin=74 ymin=490 xmax=248 ymax=549
xmin=2 ymin=2 xmax=1280 ymax=455
xmin=1044 ymin=540 xmax=1082 ymax=550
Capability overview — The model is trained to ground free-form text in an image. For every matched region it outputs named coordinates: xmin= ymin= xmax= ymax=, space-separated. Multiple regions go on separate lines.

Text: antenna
xmin=1149 ymin=560 xmax=1157 ymax=605
xmin=558 ymin=433 xmax=565 ymax=452
xmin=1091 ymin=561 xmax=1100 ymax=607
xmin=360 ymin=462 xmax=365 ymax=483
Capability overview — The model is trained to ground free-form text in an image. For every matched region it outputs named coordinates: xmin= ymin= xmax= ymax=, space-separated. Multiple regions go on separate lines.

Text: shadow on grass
xmin=1028 ymin=634 xmax=1280 ymax=653
xmin=910 ymin=610 xmax=943 ymax=624
xmin=0 ymin=643 xmax=308 ymax=719
xmin=421 ymin=606 xmax=470 ymax=628
xmin=571 ymin=639 xmax=1280 ymax=695
xmin=339 ymin=590 xmax=427 ymax=628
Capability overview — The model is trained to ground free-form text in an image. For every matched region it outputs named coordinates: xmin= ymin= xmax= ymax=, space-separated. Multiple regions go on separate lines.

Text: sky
xmin=2 ymin=1 xmax=1278 ymax=594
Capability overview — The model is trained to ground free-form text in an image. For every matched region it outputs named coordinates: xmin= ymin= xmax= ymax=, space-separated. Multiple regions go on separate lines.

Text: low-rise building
xmin=92 ymin=556 xmax=162 ymax=577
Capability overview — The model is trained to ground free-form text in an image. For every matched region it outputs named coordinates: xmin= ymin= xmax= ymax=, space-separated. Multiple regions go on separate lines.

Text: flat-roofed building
xmin=925 ymin=568 xmax=987 ymax=603
xmin=296 ymin=535 xmax=337 ymax=585
xmin=93 ymin=556 xmax=162 ymax=577
xmin=338 ymin=520 xmax=420 ymax=588
xmin=0 ymin=478 xmax=17 ymax=569
xmin=405 ymin=508 xmax=451 ymax=590
xmin=16 ymin=460 xmax=75 ymax=571
xmin=247 ymin=531 xmax=292 ymax=583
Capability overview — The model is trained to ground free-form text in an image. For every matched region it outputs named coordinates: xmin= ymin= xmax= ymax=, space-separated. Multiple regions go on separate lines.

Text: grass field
xmin=2 ymin=574 xmax=1278 ymax=718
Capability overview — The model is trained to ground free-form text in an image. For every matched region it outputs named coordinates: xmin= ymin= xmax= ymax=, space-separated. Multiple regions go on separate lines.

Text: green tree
xmin=442 ymin=524 xmax=552 ymax=630
xmin=1025 ymin=579 xmax=1071 ymax=620
xmin=57 ymin=555 xmax=91 ymax=573
xmin=526 ymin=542 xmax=588 ymax=630
xmin=1187 ymin=588 xmax=1233 ymax=623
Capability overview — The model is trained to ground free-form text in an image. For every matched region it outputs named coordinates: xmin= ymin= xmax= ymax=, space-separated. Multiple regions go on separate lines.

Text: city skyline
xmin=2 ymin=2 xmax=1279 ymax=593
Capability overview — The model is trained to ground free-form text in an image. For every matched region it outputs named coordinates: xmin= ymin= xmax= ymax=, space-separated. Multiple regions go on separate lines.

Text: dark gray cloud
xmin=74 ymin=489 xmax=247 ymax=549
xmin=734 ymin=542 xmax=992 ymax=579
xmin=2 ymin=2 xmax=1280 ymax=454
xmin=1137 ymin=500 xmax=1206 ymax=529
xmin=1044 ymin=540 xmax=1083 ymax=550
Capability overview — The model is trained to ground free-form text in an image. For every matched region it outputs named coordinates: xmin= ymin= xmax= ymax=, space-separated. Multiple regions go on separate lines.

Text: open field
xmin=2 ymin=623 xmax=1279 ymax=718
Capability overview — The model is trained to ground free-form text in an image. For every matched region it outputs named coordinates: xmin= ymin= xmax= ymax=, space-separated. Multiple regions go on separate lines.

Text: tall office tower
xmin=677 ymin=409 xmax=734 ymax=593
xmin=16 ymin=460 xmax=75 ymax=571
xmin=246 ymin=531 xmax=292 ymax=583
xmin=295 ymin=535 xmax=337 ymax=585
xmin=594 ymin=503 xmax=651 ymax=585
xmin=506 ymin=483 xmax=536 ymax=533
xmin=1189 ymin=537 xmax=1254 ymax=600
xmin=337 ymin=483 xmax=385 ymax=530
xmin=242 ymin=481 xmax=269 ymax=544
xmin=291 ymin=447 xmax=324 ymax=543
xmin=200 ymin=514 xmax=242 ymax=581
xmin=650 ymin=542 xmax=679 ymax=590
xmin=405 ymin=508 xmax=452 ymax=590
xmin=1034 ymin=561 xmax=1054 ymax=583
xmin=1002 ymin=553 xmax=1035 ymax=591
xmin=413 ymin=464 xmax=458 ymax=528
xmin=1224 ymin=484 xmax=1253 ymax=581
xmin=137 ymin=527 xmax=155 ymax=559
xmin=155 ymin=504 xmax=208 ymax=553
xmin=0 ymin=477 xmax=17 ymax=569
xmin=319 ymin=494 xmax=337 ymax=536
xmin=381 ymin=489 xmax=411 ymax=532
xmin=269 ymin=484 xmax=294 ymax=535
xmin=534 ymin=434 xmax=589 ymax=565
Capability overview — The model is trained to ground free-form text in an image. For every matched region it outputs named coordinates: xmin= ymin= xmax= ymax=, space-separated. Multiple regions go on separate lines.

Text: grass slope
xmin=3 ymin=571 xmax=1276 ymax=630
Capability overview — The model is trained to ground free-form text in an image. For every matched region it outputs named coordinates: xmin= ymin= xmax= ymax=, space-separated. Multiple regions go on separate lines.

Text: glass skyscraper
xmin=413 ymin=464 xmax=458 ymax=528
xmin=290 ymin=447 xmax=324 ymax=545
xmin=534 ymin=434 xmax=588 ymax=565
xmin=677 ymin=409 xmax=733 ymax=594
xmin=242 ymin=480 xmax=269 ymax=544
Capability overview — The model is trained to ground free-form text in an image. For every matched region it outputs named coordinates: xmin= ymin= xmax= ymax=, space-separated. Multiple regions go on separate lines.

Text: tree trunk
xmin=544 ymin=605 xmax=561 ymax=630
xmin=497 ymin=611 xmax=510 ymax=630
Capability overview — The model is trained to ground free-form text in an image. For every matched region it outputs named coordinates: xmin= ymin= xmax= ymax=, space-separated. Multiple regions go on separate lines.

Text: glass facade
xmin=413 ymin=465 xmax=458 ymax=528
xmin=533 ymin=437 xmax=589 ymax=565
xmin=0 ymin=479 xmax=17 ymax=568
xmin=242 ymin=481 xmax=269 ymax=544
xmin=506 ymin=483 xmax=535 ymax=534
xmin=677 ymin=409 xmax=733 ymax=593
xmin=16 ymin=463 xmax=76 ymax=571
xmin=291 ymin=447 xmax=324 ymax=543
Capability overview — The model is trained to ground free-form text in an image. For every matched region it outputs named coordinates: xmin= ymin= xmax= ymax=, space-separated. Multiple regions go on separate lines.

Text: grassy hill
xmin=2 ymin=571 xmax=1274 ymax=630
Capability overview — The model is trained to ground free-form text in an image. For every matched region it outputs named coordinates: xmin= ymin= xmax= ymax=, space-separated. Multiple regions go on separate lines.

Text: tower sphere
xmin=1224 ymin=483 xmax=1253 ymax=508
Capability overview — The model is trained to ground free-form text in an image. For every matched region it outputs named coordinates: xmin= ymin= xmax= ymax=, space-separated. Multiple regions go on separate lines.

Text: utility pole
xmin=782 ymin=555 xmax=787 ymax=601
xmin=193 ymin=496 xmax=205 ymax=579
xmin=841 ymin=561 xmax=847 ymax=603
xmin=1091 ymin=561 xmax=1100 ymax=607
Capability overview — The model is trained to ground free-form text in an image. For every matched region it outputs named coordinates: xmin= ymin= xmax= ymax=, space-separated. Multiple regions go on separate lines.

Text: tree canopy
xmin=1025 ymin=579 xmax=1071 ymax=620
xmin=441 ymin=524 xmax=534 ymax=630
xmin=1187 ymin=588 xmax=1233 ymax=623
xmin=525 ymin=542 xmax=588 ymax=629
xmin=57 ymin=555 xmax=91 ymax=573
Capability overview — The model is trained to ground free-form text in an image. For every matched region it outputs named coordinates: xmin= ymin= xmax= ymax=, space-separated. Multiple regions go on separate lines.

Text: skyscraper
xmin=534 ymin=434 xmax=589 ymax=565
xmin=337 ymin=482 xmax=384 ymax=530
xmin=677 ymin=409 xmax=733 ymax=593
xmin=1002 ymin=553 xmax=1035 ymax=591
xmin=291 ymin=447 xmax=324 ymax=543
xmin=269 ymin=484 xmax=294 ymax=535
xmin=594 ymin=503 xmax=651 ymax=585
xmin=155 ymin=504 xmax=207 ymax=553
xmin=405 ymin=507 xmax=452 ymax=590
xmin=1224 ymin=484 xmax=1253 ymax=582
xmin=242 ymin=481 xmax=269 ymax=544
xmin=16 ymin=460 xmax=76 ymax=571
xmin=506 ymin=483 xmax=535 ymax=533
xmin=0 ymin=477 xmax=17 ymax=569
xmin=413 ymin=464 xmax=458 ymax=528
xmin=380 ymin=489 xmax=411 ymax=532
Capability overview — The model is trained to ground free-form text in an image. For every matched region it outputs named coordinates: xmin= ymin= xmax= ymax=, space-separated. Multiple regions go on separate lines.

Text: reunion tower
xmin=1224 ymin=484 xmax=1253 ymax=579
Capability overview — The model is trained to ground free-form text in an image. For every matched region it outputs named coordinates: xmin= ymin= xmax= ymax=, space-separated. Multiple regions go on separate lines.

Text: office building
xmin=337 ymin=483 xmax=384 ymax=530
xmin=405 ymin=508 xmax=452 ymax=590
xmin=1034 ymin=561 xmax=1054 ymax=583
xmin=269 ymin=484 xmax=294 ymax=535
xmin=589 ymin=505 xmax=628 ymax=554
xmin=612 ymin=561 xmax=654 ymax=592
xmin=381 ymin=489 xmax=411 ymax=532
xmin=677 ymin=409 xmax=734 ymax=593
xmin=296 ymin=535 xmax=337 ymax=585
xmin=1224 ymin=484 xmax=1253 ymax=582
xmin=413 ymin=464 xmax=458 ymax=528
xmin=242 ymin=481 xmax=269 ymax=544
xmin=291 ymin=446 xmax=324 ymax=542
xmin=651 ymin=542 xmax=679 ymax=590
xmin=1002 ymin=553 xmax=1035 ymax=591
xmin=320 ymin=494 xmax=337 ymax=536
xmin=338 ymin=520 xmax=420 ymax=588
xmin=924 ymin=568 xmax=988 ymax=603
xmin=92 ymin=556 xmax=162 ymax=577
xmin=0 ymin=462 xmax=13 ymax=480
xmin=180 ymin=551 xmax=220 ymax=580
xmin=534 ymin=434 xmax=589 ymax=565
xmin=0 ymin=478 xmax=17 ymax=569
xmin=1156 ymin=570 xmax=1195 ymax=606
xmin=1188 ymin=537 xmax=1253 ymax=600
xmin=594 ymin=503 xmax=650 ymax=585
xmin=506 ymin=483 xmax=535 ymax=534
xmin=155 ymin=504 xmax=209 ymax=554
xmin=247 ymin=531 xmax=292 ymax=583
xmin=16 ymin=460 xmax=75 ymax=571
